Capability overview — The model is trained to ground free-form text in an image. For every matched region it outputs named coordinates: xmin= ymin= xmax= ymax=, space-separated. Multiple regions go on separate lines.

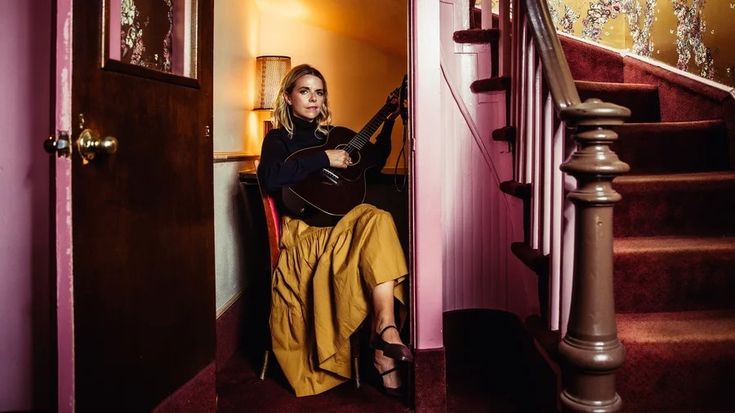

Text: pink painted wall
xmin=0 ymin=0 xmax=53 ymax=411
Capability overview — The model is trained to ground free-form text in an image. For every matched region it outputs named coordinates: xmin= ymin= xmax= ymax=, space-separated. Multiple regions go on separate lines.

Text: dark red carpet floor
xmin=216 ymin=309 xmax=544 ymax=412
xmin=216 ymin=353 xmax=410 ymax=412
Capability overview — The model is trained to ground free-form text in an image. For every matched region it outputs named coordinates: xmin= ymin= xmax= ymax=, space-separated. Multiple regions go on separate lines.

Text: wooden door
xmin=57 ymin=1 xmax=215 ymax=411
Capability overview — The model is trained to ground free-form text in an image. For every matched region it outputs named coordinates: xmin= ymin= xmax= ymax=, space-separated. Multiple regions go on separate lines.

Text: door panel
xmin=70 ymin=1 xmax=214 ymax=411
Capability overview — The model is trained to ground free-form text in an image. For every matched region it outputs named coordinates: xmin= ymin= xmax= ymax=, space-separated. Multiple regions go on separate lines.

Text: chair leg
xmin=349 ymin=327 xmax=363 ymax=389
xmin=353 ymin=356 xmax=361 ymax=389
xmin=259 ymin=350 xmax=270 ymax=380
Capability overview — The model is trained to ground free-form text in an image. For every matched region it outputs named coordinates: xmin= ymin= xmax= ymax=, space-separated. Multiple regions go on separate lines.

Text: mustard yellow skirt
xmin=270 ymin=204 xmax=407 ymax=397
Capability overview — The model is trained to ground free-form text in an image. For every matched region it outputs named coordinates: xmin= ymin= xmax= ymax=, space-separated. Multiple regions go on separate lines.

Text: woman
xmin=257 ymin=64 xmax=411 ymax=397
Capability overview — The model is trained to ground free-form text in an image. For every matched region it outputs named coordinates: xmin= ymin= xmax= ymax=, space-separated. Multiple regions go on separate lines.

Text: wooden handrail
xmin=525 ymin=0 xmax=631 ymax=122
xmin=524 ymin=0 xmax=580 ymax=112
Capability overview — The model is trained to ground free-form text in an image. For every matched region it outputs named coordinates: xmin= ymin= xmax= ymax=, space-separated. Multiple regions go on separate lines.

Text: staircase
xmin=457 ymin=4 xmax=735 ymax=412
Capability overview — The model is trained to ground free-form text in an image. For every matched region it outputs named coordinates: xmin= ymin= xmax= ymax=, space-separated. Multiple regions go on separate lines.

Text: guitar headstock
xmin=386 ymin=87 xmax=401 ymax=110
xmin=386 ymin=76 xmax=408 ymax=120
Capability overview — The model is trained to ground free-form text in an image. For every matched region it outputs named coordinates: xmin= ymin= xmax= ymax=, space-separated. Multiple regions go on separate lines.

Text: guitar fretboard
xmin=344 ymin=105 xmax=394 ymax=153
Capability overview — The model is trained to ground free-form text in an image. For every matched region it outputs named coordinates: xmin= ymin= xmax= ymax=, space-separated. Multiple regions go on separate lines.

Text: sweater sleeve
xmin=257 ymin=131 xmax=330 ymax=193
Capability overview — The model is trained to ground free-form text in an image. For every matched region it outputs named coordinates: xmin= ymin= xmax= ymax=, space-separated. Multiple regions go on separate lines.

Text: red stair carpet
xmin=466 ymin=7 xmax=735 ymax=410
xmin=562 ymin=35 xmax=735 ymax=412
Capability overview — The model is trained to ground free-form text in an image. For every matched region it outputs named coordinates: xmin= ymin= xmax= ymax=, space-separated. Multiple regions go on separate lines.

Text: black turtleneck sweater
xmin=258 ymin=114 xmax=395 ymax=194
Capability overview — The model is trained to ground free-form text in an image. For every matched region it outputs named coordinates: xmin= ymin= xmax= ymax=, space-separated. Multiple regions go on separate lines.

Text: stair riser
xmin=614 ymin=250 xmax=735 ymax=313
xmin=577 ymin=83 xmax=661 ymax=123
xmin=560 ymin=36 xmax=624 ymax=82
xmin=617 ymin=341 xmax=735 ymax=411
xmin=614 ymin=180 xmax=735 ymax=237
xmin=611 ymin=126 xmax=729 ymax=174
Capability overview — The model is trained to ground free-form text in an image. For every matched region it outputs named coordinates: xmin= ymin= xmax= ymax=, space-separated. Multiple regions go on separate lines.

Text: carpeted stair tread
xmin=611 ymin=120 xmax=729 ymax=174
xmin=616 ymin=310 xmax=735 ymax=411
xmin=453 ymin=28 xmax=499 ymax=44
xmin=575 ymin=80 xmax=661 ymax=122
xmin=499 ymin=180 xmax=530 ymax=199
xmin=614 ymin=171 xmax=735 ymax=237
xmin=617 ymin=309 xmax=735 ymax=341
xmin=615 ymin=170 xmax=735 ymax=184
xmin=492 ymin=126 xmax=515 ymax=142
xmin=613 ymin=237 xmax=735 ymax=313
xmin=575 ymin=80 xmax=657 ymax=93
xmin=614 ymin=235 xmax=735 ymax=254
xmin=470 ymin=76 xmax=510 ymax=93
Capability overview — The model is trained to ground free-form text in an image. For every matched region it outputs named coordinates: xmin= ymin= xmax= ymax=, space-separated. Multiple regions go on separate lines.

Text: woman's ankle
xmin=375 ymin=323 xmax=403 ymax=344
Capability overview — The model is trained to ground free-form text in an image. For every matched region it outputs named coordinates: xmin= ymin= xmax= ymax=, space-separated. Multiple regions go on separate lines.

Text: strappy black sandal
xmin=371 ymin=325 xmax=414 ymax=363
xmin=376 ymin=365 xmax=403 ymax=398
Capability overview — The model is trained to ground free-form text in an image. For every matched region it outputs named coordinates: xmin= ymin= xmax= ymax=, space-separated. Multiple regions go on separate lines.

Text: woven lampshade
xmin=254 ymin=56 xmax=291 ymax=110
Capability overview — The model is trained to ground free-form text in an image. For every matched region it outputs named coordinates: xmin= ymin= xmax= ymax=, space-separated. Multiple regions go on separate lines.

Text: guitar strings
xmin=345 ymin=106 xmax=393 ymax=155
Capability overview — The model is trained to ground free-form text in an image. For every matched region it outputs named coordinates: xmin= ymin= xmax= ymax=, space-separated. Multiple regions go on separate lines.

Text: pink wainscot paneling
xmin=0 ymin=0 xmax=53 ymax=411
xmin=438 ymin=0 xmax=538 ymax=320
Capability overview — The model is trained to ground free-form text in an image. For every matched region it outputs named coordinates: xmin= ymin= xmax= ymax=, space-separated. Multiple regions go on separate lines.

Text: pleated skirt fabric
xmin=270 ymin=204 xmax=407 ymax=397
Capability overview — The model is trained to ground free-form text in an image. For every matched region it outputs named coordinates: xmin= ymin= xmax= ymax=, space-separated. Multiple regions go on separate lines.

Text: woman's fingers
xmin=341 ymin=151 xmax=352 ymax=168
xmin=325 ymin=149 xmax=352 ymax=168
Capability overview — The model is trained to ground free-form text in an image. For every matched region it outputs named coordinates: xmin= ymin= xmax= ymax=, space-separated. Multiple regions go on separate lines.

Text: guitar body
xmin=282 ymin=126 xmax=383 ymax=221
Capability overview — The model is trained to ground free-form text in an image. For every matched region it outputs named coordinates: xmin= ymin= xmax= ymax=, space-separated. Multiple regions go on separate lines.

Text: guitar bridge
xmin=321 ymin=168 xmax=340 ymax=185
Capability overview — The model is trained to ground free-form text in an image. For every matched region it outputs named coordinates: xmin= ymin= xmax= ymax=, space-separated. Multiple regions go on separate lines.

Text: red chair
xmin=256 ymin=182 xmax=280 ymax=381
xmin=256 ymin=180 xmax=362 ymax=388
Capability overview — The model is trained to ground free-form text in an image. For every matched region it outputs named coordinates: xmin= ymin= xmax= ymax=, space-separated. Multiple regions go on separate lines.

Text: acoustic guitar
xmin=281 ymin=83 xmax=404 ymax=223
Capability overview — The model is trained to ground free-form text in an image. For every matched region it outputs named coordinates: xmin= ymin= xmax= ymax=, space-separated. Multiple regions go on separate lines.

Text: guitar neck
xmin=346 ymin=105 xmax=393 ymax=150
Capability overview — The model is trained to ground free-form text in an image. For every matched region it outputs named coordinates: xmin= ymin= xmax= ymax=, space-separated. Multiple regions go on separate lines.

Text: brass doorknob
xmin=76 ymin=128 xmax=118 ymax=162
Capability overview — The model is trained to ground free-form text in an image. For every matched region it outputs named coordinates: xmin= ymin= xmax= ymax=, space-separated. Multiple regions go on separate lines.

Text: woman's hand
xmin=325 ymin=149 xmax=353 ymax=169
xmin=386 ymin=92 xmax=400 ymax=121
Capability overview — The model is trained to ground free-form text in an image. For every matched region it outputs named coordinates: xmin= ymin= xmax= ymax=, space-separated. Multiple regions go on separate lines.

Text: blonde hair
xmin=272 ymin=64 xmax=332 ymax=136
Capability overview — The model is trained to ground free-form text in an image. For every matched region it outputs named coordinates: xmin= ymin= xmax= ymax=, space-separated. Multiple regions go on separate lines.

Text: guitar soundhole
xmin=335 ymin=144 xmax=362 ymax=166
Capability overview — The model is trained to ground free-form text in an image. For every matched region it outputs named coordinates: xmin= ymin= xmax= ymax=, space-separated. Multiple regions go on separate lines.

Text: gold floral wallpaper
xmin=546 ymin=0 xmax=735 ymax=86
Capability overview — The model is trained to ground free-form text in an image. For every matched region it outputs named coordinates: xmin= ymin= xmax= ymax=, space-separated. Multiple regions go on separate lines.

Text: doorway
xmin=211 ymin=0 xmax=412 ymax=410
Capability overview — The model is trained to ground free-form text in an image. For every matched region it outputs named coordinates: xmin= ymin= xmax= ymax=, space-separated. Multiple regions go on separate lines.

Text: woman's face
xmin=285 ymin=74 xmax=325 ymax=121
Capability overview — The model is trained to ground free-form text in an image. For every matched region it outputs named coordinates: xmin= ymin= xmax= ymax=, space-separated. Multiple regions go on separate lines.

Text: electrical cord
xmin=393 ymin=118 xmax=408 ymax=192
